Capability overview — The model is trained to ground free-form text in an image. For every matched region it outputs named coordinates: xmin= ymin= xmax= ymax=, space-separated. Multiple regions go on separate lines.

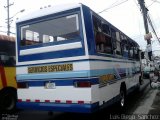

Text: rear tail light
xmin=74 ymin=81 xmax=91 ymax=88
xmin=17 ymin=82 xmax=28 ymax=89
xmin=18 ymin=99 xmax=22 ymax=102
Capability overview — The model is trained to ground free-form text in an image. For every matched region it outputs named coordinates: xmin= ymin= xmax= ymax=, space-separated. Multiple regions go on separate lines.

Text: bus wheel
xmin=139 ymin=75 xmax=143 ymax=85
xmin=0 ymin=89 xmax=17 ymax=112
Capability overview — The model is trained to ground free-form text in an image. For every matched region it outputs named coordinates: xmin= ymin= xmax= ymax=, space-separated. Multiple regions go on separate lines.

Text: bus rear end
xmin=0 ymin=35 xmax=17 ymax=112
xmin=16 ymin=4 xmax=99 ymax=113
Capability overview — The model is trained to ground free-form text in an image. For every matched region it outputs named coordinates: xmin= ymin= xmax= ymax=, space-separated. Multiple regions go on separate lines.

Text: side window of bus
xmin=111 ymin=29 xmax=121 ymax=56
xmin=93 ymin=16 xmax=104 ymax=53
xmin=136 ymin=49 xmax=140 ymax=60
xmin=121 ymin=40 xmax=128 ymax=58
xmin=93 ymin=15 xmax=112 ymax=54
xmin=102 ymin=24 xmax=112 ymax=54
xmin=0 ymin=52 xmax=7 ymax=66
xmin=134 ymin=46 xmax=139 ymax=61
xmin=0 ymin=39 xmax=16 ymax=67
xmin=0 ymin=52 xmax=15 ymax=67
xmin=129 ymin=42 xmax=139 ymax=60
xmin=128 ymin=41 xmax=134 ymax=59
xmin=129 ymin=45 xmax=134 ymax=59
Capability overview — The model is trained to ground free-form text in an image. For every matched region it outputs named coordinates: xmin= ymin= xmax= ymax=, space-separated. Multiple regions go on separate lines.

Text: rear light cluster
xmin=74 ymin=81 xmax=91 ymax=88
xmin=17 ymin=81 xmax=92 ymax=88
xmin=17 ymin=82 xmax=28 ymax=89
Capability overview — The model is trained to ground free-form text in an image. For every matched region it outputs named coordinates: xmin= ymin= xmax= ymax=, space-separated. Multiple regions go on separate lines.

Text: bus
xmin=0 ymin=34 xmax=16 ymax=112
xmin=16 ymin=3 xmax=142 ymax=113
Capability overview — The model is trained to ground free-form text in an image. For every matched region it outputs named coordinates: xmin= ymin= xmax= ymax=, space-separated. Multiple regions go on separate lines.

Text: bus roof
xmin=0 ymin=35 xmax=15 ymax=42
xmin=16 ymin=3 xmax=82 ymax=23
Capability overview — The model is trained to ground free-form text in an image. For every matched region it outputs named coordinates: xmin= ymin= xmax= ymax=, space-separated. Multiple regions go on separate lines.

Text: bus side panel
xmin=16 ymin=61 xmax=100 ymax=113
xmin=82 ymin=5 xmax=95 ymax=55
xmin=4 ymin=67 xmax=17 ymax=88
xmin=0 ymin=67 xmax=16 ymax=90
xmin=99 ymin=80 xmax=122 ymax=105
xmin=89 ymin=58 xmax=140 ymax=106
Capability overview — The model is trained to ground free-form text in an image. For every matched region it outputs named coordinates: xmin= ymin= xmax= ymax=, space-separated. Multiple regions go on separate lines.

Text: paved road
xmin=1 ymin=79 xmax=159 ymax=120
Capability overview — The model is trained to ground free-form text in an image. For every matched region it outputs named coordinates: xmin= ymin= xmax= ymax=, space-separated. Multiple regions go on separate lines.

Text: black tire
xmin=48 ymin=111 xmax=54 ymax=116
xmin=0 ymin=89 xmax=17 ymax=113
xmin=149 ymin=78 xmax=153 ymax=89
xmin=139 ymin=76 xmax=143 ymax=85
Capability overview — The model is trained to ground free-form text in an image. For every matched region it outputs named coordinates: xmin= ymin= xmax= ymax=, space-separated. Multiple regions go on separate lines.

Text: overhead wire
xmin=148 ymin=1 xmax=156 ymax=7
xmin=134 ymin=0 xmax=160 ymax=45
xmin=150 ymin=0 xmax=160 ymax=4
xmin=98 ymin=0 xmax=160 ymax=47
xmin=98 ymin=0 xmax=129 ymax=13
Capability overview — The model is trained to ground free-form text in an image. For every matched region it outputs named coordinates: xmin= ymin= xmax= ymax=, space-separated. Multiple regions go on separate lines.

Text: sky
xmin=0 ymin=0 xmax=160 ymax=52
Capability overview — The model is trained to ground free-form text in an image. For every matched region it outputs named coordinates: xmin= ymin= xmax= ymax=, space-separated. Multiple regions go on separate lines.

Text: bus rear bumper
xmin=16 ymin=102 xmax=99 ymax=113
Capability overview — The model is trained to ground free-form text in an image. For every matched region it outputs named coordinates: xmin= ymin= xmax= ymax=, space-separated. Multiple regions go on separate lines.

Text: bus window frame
xmin=16 ymin=8 xmax=88 ymax=62
xmin=18 ymin=10 xmax=83 ymax=51
xmin=91 ymin=12 xmax=140 ymax=61
xmin=92 ymin=14 xmax=113 ymax=55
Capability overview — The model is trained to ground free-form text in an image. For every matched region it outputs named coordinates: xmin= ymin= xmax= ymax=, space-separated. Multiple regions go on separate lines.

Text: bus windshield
xmin=20 ymin=14 xmax=80 ymax=46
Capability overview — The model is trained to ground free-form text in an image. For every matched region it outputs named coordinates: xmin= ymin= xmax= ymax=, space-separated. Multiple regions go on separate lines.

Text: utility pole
xmin=4 ymin=0 xmax=14 ymax=36
xmin=138 ymin=0 xmax=152 ymax=61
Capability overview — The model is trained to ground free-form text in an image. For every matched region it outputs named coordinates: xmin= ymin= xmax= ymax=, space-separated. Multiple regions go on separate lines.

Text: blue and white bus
xmin=16 ymin=3 xmax=142 ymax=113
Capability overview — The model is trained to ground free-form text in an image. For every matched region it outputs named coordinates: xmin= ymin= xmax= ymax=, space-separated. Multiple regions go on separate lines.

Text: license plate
xmin=45 ymin=82 xmax=56 ymax=89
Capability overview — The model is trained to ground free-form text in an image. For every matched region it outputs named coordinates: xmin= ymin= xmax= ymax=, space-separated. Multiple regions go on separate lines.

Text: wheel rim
xmin=120 ymin=92 xmax=125 ymax=107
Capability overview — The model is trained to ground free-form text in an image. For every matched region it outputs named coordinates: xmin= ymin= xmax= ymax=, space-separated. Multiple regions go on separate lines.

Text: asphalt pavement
xmin=148 ymin=88 xmax=160 ymax=115
xmin=146 ymin=75 xmax=160 ymax=115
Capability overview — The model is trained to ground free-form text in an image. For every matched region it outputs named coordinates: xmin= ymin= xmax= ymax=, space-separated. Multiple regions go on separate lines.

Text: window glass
xmin=135 ymin=47 xmax=140 ymax=60
xmin=102 ymin=24 xmax=110 ymax=35
xmin=121 ymin=40 xmax=129 ymax=58
xmin=111 ymin=29 xmax=116 ymax=39
xmin=129 ymin=46 xmax=134 ymax=58
xmin=43 ymin=35 xmax=50 ymax=43
xmin=0 ymin=40 xmax=15 ymax=66
xmin=116 ymin=41 xmax=121 ymax=55
xmin=26 ymin=30 xmax=33 ymax=40
xmin=93 ymin=15 xmax=112 ymax=54
xmin=34 ymin=32 xmax=39 ymax=42
xmin=111 ymin=29 xmax=121 ymax=56
xmin=130 ymin=49 xmax=133 ymax=58
xmin=21 ymin=14 xmax=80 ymax=46
xmin=104 ymin=36 xmax=112 ymax=53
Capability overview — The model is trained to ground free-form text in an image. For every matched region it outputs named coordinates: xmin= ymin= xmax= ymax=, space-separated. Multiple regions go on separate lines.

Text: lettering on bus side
xmin=28 ymin=64 xmax=73 ymax=73
xmin=99 ymin=74 xmax=116 ymax=87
